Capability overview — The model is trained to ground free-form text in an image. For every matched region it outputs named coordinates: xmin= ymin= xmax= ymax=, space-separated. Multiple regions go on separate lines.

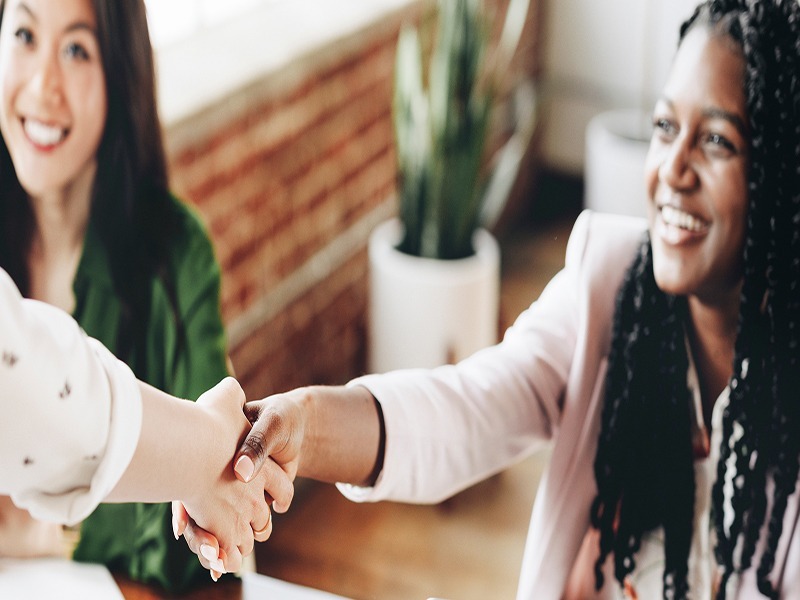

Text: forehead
xmin=663 ymin=26 xmax=746 ymax=119
xmin=3 ymin=0 xmax=97 ymax=28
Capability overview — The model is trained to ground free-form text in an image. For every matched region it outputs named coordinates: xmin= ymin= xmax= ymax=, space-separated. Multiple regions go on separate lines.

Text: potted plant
xmin=368 ymin=0 xmax=533 ymax=372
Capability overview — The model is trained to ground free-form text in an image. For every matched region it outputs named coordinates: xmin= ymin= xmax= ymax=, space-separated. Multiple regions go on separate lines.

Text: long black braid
xmin=590 ymin=1 xmax=800 ymax=598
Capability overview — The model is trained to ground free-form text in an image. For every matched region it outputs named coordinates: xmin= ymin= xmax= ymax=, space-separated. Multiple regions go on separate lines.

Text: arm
xmin=110 ymin=378 xmax=279 ymax=572
xmin=0 ymin=267 xmax=290 ymax=571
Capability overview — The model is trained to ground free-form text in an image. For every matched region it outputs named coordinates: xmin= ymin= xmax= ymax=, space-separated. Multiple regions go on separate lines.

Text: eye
xmin=653 ymin=117 xmax=677 ymax=135
xmin=703 ymin=131 xmax=738 ymax=156
xmin=14 ymin=27 xmax=34 ymax=46
xmin=652 ymin=117 xmax=677 ymax=140
xmin=63 ymin=42 xmax=90 ymax=61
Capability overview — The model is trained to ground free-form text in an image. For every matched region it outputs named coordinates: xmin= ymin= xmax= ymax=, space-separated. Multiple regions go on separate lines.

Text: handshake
xmin=153 ymin=378 xmax=306 ymax=582
xmin=154 ymin=378 xmax=380 ymax=582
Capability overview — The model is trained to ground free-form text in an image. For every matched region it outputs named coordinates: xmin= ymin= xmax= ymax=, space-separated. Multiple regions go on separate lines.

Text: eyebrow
xmin=658 ymin=97 xmax=749 ymax=138
xmin=15 ymin=1 xmax=98 ymax=36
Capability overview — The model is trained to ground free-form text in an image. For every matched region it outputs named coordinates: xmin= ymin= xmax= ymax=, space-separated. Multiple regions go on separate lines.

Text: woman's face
xmin=645 ymin=26 xmax=749 ymax=304
xmin=0 ymin=0 xmax=107 ymax=200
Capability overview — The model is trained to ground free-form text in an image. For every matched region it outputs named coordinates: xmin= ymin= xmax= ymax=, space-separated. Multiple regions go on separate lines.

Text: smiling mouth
xmin=23 ymin=118 xmax=68 ymax=148
xmin=660 ymin=204 xmax=709 ymax=232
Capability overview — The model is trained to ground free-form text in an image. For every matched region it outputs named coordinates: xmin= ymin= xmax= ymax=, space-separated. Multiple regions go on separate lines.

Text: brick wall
xmin=164 ymin=0 xmax=541 ymax=400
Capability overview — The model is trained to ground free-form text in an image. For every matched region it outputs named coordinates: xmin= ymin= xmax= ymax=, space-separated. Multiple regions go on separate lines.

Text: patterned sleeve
xmin=0 ymin=268 xmax=142 ymax=525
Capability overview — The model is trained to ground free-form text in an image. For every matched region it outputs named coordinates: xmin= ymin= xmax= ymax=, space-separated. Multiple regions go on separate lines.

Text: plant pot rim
xmin=369 ymin=218 xmax=500 ymax=283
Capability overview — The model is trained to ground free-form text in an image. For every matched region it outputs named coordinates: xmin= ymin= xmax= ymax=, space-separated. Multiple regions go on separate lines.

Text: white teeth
xmin=24 ymin=119 xmax=65 ymax=147
xmin=660 ymin=205 xmax=707 ymax=232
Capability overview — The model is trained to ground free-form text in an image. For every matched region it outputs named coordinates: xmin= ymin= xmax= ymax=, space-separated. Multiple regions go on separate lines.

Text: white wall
xmin=540 ymin=0 xmax=699 ymax=174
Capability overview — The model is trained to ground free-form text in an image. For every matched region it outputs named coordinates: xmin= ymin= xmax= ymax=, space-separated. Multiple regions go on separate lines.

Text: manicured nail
xmin=210 ymin=559 xmax=226 ymax=573
xmin=200 ymin=544 xmax=218 ymax=562
xmin=171 ymin=514 xmax=180 ymax=540
xmin=235 ymin=455 xmax=255 ymax=482
xmin=210 ymin=570 xmax=219 ymax=582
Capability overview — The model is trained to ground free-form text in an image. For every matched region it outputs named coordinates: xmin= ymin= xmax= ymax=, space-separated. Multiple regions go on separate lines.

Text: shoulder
xmin=564 ymin=210 xmax=647 ymax=288
xmin=161 ymin=195 xmax=219 ymax=279
xmin=156 ymin=195 xmax=222 ymax=311
xmin=163 ymin=194 xmax=218 ymax=268
xmin=565 ymin=209 xmax=647 ymax=268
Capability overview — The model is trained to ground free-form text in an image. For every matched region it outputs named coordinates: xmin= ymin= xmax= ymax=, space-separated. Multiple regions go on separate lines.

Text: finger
xmin=252 ymin=504 xmax=273 ymax=543
xmin=210 ymin=548 xmax=226 ymax=582
xmin=234 ymin=405 xmax=285 ymax=484
xmin=220 ymin=544 xmax=243 ymax=573
xmin=182 ymin=522 xmax=225 ymax=574
xmin=237 ymin=531 xmax=255 ymax=562
xmin=254 ymin=457 xmax=294 ymax=512
xmin=234 ymin=434 xmax=270 ymax=484
xmin=171 ymin=501 xmax=189 ymax=539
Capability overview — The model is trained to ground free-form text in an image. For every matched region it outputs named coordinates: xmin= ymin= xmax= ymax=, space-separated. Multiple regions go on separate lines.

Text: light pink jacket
xmin=344 ymin=210 xmax=800 ymax=599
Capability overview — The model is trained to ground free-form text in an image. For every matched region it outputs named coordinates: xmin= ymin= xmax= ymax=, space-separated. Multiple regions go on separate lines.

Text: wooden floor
xmin=255 ymin=214 xmax=577 ymax=600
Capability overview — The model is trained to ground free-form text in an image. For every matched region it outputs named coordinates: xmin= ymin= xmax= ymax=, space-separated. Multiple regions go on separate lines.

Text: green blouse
xmin=69 ymin=197 xmax=229 ymax=592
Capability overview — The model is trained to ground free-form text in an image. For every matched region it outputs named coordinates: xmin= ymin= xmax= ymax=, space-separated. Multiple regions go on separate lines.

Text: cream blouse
xmin=0 ymin=268 xmax=142 ymax=525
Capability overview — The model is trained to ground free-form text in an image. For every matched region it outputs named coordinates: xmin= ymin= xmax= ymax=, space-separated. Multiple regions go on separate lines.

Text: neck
xmin=28 ymin=165 xmax=95 ymax=256
xmin=26 ymin=166 xmax=95 ymax=311
xmin=687 ymin=289 xmax=740 ymax=425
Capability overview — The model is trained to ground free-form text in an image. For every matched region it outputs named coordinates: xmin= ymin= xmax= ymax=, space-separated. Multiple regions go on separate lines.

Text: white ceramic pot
xmin=584 ymin=108 xmax=651 ymax=218
xmin=367 ymin=218 xmax=501 ymax=373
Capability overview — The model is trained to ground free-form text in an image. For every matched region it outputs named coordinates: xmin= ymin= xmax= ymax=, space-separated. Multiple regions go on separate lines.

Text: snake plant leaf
xmin=392 ymin=0 xmax=531 ymax=260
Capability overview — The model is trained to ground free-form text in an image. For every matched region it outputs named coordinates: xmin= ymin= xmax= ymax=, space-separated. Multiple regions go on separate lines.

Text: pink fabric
xmin=343 ymin=210 xmax=800 ymax=599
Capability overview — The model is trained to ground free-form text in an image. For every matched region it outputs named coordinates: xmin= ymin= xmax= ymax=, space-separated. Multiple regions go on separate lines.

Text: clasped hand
xmin=173 ymin=382 xmax=304 ymax=579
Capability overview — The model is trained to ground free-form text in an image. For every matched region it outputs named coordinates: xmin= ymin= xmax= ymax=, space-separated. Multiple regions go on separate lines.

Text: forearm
xmin=106 ymin=382 xmax=218 ymax=503
xmin=297 ymin=385 xmax=384 ymax=487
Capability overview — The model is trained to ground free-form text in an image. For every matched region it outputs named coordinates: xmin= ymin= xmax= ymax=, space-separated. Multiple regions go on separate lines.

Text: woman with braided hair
xmin=175 ymin=0 xmax=800 ymax=597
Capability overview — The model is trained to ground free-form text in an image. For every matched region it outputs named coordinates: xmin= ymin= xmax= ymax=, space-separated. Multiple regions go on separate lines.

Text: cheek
xmin=643 ymin=140 xmax=661 ymax=199
xmin=70 ymin=72 xmax=107 ymax=149
xmin=0 ymin=70 xmax=17 ymax=144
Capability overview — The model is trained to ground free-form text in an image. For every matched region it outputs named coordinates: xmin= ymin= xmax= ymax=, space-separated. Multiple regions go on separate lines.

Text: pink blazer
xmin=344 ymin=210 xmax=800 ymax=599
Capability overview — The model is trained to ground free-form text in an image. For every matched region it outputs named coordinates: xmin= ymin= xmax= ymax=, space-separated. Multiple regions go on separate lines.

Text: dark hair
xmin=0 ymin=0 xmax=179 ymax=363
xmin=590 ymin=1 xmax=800 ymax=598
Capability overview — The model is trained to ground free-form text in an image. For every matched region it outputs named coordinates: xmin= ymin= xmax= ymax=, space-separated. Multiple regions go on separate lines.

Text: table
xmin=116 ymin=571 xmax=350 ymax=600
xmin=119 ymin=569 xmax=448 ymax=600
xmin=0 ymin=558 xmax=348 ymax=600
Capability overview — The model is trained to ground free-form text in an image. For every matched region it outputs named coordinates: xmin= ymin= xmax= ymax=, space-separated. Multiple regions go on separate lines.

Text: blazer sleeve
xmin=0 ymin=268 xmax=142 ymax=525
xmin=340 ymin=212 xmax=600 ymax=505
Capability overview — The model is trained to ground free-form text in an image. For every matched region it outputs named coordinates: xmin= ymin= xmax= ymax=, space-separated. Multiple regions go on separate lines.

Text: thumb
xmin=233 ymin=428 xmax=266 ymax=484
xmin=233 ymin=401 xmax=282 ymax=484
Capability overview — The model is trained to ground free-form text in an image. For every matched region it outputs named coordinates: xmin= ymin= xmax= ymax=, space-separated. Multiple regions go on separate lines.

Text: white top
xmin=620 ymin=347 xmax=729 ymax=599
xmin=0 ymin=268 xmax=142 ymax=525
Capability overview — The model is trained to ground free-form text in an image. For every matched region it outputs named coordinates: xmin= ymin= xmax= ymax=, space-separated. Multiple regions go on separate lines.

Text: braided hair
xmin=590 ymin=1 xmax=800 ymax=598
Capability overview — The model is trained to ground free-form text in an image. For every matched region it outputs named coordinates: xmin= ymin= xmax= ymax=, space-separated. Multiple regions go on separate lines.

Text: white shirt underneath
xmin=620 ymin=348 xmax=730 ymax=600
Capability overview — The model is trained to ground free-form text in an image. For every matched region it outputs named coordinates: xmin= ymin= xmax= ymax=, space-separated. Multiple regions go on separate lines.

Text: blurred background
xmin=140 ymin=1 xmax=699 ymax=597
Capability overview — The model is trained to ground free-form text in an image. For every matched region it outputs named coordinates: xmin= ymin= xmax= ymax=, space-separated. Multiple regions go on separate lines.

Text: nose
xmin=658 ymin=133 xmax=697 ymax=191
xmin=30 ymin=50 xmax=63 ymax=106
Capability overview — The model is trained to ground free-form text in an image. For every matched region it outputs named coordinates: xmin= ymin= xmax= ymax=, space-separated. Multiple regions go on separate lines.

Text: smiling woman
xmin=175 ymin=1 xmax=800 ymax=599
xmin=0 ymin=0 xmax=231 ymax=593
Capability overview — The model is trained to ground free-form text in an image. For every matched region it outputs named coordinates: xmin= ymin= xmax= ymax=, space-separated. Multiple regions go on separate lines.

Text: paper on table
xmin=242 ymin=571 xmax=352 ymax=599
xmin=0 ymin=557 xmax=124 ymax=600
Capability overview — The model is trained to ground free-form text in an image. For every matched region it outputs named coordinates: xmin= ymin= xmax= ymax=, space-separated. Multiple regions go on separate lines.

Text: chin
xmin=652 ymin=263 xmax=691 ymax=297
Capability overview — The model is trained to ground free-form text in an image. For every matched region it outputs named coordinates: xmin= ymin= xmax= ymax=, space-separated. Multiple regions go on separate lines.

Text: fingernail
xmin=200 ymin=544 xmax=218 ymax=562
xmin=171 ymin=514 xmax=179 ymax=540
xmin=235 ymin=455 xmax=254 ymax=482
xmin=210 ymin=570 xmax=219 ymax=582
xmin=210 ymin=559 xmax=226 ymax=573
